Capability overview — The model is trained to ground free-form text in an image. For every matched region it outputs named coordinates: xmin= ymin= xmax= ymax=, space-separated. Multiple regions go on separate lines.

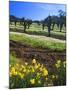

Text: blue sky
xmin=9 ymin=1 xmax=66 ymax=20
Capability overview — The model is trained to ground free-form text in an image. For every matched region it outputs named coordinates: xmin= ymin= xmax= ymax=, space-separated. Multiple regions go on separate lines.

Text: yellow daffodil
xmin=38 ymin=80 xmax=41 ymax=84
xmin=25 ymin=62 xmax=28 ymax=66
xmin=43 ymin=68 xmax=48 ymax=76
xmin=23 ymin=69 xmax=26 ymax=73
xmin=32 ymin=59 xmax=36 ymax=64
xmin=11 ymin=67 xmax=16 ymax=75
xmin=30 ymin=79 xmax=35 ymax=84
xmin=10 ymin=67 xmax=18 ymax=76
xmin=20 ymin=74 xmax=24 ymax=79
xmin=21 ymin=65 xmax=24 ymax=69
xmin=31 ymin=68 xmax=35 ymax=73
xmin=55 ymin=63 xmax=60 ymax=68
xmin=52 ymin=75 xmax=55 ymax=79
xmin=57 ymin=60 xmax=61 ymax=64
xmin=39 ymin=67 xmax=43 ymax=72
xmin=37 ymin=63 xmax=40 ymax=67
xmin=45 ymin=77 xmax=48 ymax=81
xmin=11 ymin=67 xmax=15 ymax=72
xmin=56 ymin=60 xmax=61 ymax=66
xmin=18 ymin=72 xmax=23 ymax=78
xmin=34 ymin=64 xmax=38 ymax=69
xmin=16 ymin=63 xmax=19 ymax=67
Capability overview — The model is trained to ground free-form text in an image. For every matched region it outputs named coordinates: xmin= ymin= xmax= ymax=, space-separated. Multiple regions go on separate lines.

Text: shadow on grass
xmin=10 ymin=28 xmax=66 ymax=40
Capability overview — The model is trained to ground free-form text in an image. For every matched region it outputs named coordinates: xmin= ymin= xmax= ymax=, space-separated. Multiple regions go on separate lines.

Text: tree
xmin=10 ymin=15 xmax=18 ymax=26
xmin=41 ymin=20 xmax=45 ymax=30
xmin=58 ymin=10 xmax=66 ymax=32
xmin=47 ymin=15 xmax=52 ymax=36
xmin=42 ymin=15 xmax=52 ymax=36
xmin=41 ymin=15 xmax=52 ymax=36
xmin=51 ymin=16 xmax=60 ymax=30
xmin=27 ymin=19 xmax=32 ymax=29
xmin=21 ymin=17 xmax=26 ymax=32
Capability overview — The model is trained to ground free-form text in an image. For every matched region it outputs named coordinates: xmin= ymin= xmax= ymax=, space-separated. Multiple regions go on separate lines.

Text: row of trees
xmin=10 ymin=10 xmax=66 ymax=37
xmin=10 ymin=16 xmax=32 ymax=32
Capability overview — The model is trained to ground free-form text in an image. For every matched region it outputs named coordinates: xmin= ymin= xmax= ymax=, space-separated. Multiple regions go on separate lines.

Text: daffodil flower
xmin=30 ymin=79 xmax=35 ymax=84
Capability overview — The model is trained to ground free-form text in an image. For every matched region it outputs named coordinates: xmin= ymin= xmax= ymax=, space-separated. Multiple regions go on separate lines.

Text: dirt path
xmin=10 ymin=32 xmax=66 ymax=43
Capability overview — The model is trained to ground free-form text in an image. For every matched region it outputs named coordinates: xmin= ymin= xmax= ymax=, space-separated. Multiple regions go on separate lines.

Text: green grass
xmin=10 ymin=33 xmax=65 ymax=51
xmin=9 ymin=54 xmax=17 ymax=65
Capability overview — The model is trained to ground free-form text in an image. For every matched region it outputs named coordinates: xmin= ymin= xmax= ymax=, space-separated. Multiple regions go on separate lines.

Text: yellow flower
xmin=30 ymin=79 xmax=35 ymax=84
xmin=11 ymin=67 xmax=15 ymax=71
xmin=16 ymin=63 xmax=19 ymax=67
xmin=39 ymin=67 xmax=43 ymax=72
xmin=25 ymin=62 xmax=28 ymax=66
xmin=21 ymin=65 xmax=24 ymax=68
xmin=34 ymin=64 xmax=38 ymax=69
xmin=55 ymin=60 xmax=62 ymax=68
xmin=15 ymin=71 xmax=17 ymax=75
xmin=11 ymin=69 xmax=17 ymax=76
xmin=57 ymin=60 xmax=61 ymax=64
xmin=18 ymin=72 xmax=24 ymax=78
xmin=11 ymin=67 xmax=16 ymax=74
xmin=38 ymin=80 xmax=41 ymax=84
xmin=43 ymin=68 xmax=48 ymax=76
xmin=55 ymin=63 xmax=60 ymax=68
xmin=32 ymin=59 xmax=36 ymax=64
xmin=52 ymin=75 xmax=55 ymax=79
xmin=37 ymin=63 xmax=40 ymax=67
xmin=23 ymin=68 xmax=26 ymax=72
xmin=45 ymin=77 xmax=48 ymax=81
xmin=20 ymin=74 xmax=24 ymax=79
xmin=31 ymin=68 xmax=35 ymax=73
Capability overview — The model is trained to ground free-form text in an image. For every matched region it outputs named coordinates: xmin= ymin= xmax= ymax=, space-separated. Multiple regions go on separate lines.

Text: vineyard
xmin=9 ymin=1 xmax=66 ymax=89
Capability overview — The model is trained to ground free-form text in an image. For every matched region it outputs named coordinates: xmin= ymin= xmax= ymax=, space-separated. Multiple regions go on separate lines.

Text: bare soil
xmin=10 ymin=40 xmax=66 ymax=72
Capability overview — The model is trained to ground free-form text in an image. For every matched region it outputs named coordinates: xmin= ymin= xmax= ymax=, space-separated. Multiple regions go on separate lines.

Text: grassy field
xmin=10 ymin=33 xmax=65 ymax=51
